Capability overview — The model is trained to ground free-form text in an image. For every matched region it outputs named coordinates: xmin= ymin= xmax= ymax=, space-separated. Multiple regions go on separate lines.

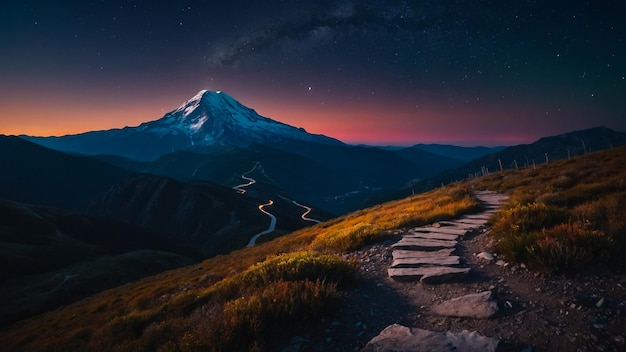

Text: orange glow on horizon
xmin=0 ymin=89 xmax=559 ymax=147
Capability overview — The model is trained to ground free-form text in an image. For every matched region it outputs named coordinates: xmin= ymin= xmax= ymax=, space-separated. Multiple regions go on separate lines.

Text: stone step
xmin=392 ymin=248 xmax=456 ymax=260
xmin=414 ymin=226 xmax=468 ymax=236
xmin=388 ymin=266 xmax=471 ymax=283
xmin=480 ymin=195 xmax=508 ymax=200
xmin=435 ymin=221 xmax=477 ymax=230
xmin=392 ymin=238 xmax=458 ymax=251
xmin=391 ymin=255 xmax=461 ymax=268
xmin=461 ymin=214 xmax=493 ymax=220
xmin=404 ymin=231 xmax=459 ymax=241
xmin=451 ymin=218 xmax=489 ymax=226
xmin=479 ymin=201 xmax=502 ymax=205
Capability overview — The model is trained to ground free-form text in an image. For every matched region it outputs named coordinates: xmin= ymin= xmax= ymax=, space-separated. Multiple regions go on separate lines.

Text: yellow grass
xmin=474 ymin=146 xmax=626 ymax=272
xmin=0 ymin=184 xmax=480 ymax=351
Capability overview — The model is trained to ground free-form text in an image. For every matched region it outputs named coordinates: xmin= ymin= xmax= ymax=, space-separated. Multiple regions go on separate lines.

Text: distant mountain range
xmin=12 ymin=91 xmax=626 ymax=217
xmin=24 ymin=90 xmax=342 ymax=161
xmin=3 ymin=89 xmax=625 ymax=330
xmin=370 ymin=126 xmax=626 ymax=204
xmin=21 ymin=90 xmax=467 ymax=215
xmin=438 ymin=126 xmax=626 ymax=183
xmin=408 ymin=144 xmax=506 ymax=162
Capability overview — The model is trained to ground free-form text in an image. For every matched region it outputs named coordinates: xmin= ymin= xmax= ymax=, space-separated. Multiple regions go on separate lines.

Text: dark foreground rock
xmin=430 ymin=290 xmax=499 ymax=319
xmin=362 ymin=324 xmax=500 ymax=352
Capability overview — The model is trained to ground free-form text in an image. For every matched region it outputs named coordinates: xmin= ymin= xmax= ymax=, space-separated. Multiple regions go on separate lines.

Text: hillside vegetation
xmin=475 ymin=145 xmax=626 ymax=272
xmin=2 ymin=146 xmax=624 ymax=351
xmin=0 ymin=184 xmax=480 ymax=351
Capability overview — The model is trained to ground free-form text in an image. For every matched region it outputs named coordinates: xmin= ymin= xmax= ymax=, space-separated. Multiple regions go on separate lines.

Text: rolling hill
xmin=2 ymin=145 xmax=623 ymax=351
xmin=87 ymin=174 xmax=329 ymax=257
xmin=0 ymin=198 xmax=196 ymax=327
xmin=0 ymin=135 xmax=136 ymax=210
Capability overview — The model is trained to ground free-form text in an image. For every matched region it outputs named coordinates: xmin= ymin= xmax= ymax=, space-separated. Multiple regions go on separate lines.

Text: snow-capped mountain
xmin=23 ymin=90 xmax=342 ymax=160
xmin=139 ymin=90 xmax=342 ymax=148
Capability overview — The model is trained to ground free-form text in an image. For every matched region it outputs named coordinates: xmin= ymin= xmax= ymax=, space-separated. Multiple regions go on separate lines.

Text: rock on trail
xmin=365 ymin=191 xmax=508 ymax=352
xmin=387 ymin=190 xmax=507 ymax=284
xmin=430 ymin=290 xmax=499 ymax=319
xmin=361 ymin=324 xmax=500 ymax=352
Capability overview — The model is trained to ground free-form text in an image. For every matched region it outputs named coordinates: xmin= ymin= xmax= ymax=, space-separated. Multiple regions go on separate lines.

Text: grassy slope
xmin=474 ymin=145 xmax=626 ymax=272
xmin=0 ymin=199 xmax=196 ymax=328
xmin=0 ymin=184 xmax=480 ymax=351
xmin=2 ymin=146 xmax=623 ymax=351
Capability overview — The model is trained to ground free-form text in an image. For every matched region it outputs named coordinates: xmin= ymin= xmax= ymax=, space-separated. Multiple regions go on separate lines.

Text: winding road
xmin=233 ymin=162 xmax=276 ymax=246
xmin=234 ymin=162 xmax=321 ymax=246
xmin=232 ymin=162 xmax=259 ymax=194
xmin=279 ymin=195 xmax=321 ymax=224
xmin=246 ymin=200 xmax=277 ymax=247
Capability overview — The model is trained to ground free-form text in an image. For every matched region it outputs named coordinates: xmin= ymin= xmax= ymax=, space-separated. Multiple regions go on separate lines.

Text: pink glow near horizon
xmin=0 ymin=88 xmax=595 ymax=147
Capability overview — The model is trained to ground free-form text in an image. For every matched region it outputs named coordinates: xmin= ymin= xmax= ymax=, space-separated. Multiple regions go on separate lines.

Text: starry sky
xmin=2 ymin=0 xmax=625 ymax=146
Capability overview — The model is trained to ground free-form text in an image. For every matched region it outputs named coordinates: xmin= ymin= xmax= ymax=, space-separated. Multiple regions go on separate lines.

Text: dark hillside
xmin=0 ymin=136 xmax=136 ymax=210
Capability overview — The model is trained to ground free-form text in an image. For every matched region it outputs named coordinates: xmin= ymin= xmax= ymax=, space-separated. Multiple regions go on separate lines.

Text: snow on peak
xmin=145 ymin=89 xmax=342 ymax=148
xmin=175 ymin=90 xmax=207 ymax=116
xmin=189 ymin=115 xmax=207 ymax=131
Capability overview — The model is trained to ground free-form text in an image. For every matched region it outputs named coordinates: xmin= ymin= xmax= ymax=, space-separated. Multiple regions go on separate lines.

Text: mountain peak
xmin=173 ymin=90 xmax=237 ymax=121
xmin=21 ymin=89 xmax=343 ymax=160
xmin=177 ymin=90 xmax=235 ymax=111
xmin=141 ymin=89 xmax=342 ymax=150
xmin=161 ymin=89 xmax=273 ymax=137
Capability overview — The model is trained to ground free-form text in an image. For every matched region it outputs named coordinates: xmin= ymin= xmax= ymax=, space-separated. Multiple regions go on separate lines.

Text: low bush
xmin=491 ymin=202 xmax=569 ymax=236
xmin=482 ymin=147 xmax=626 ymax=271
xmin=186 ymin=279 xmax=338 ymax=351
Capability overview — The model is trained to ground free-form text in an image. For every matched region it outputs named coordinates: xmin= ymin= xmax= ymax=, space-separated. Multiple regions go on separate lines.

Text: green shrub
xmin=239 ymin=251 xmax=356 ymax=288
xmin=495 ymin=232 xmax=537 ymax=264
xmin=491 ymin=202 xmax=569 ymax=236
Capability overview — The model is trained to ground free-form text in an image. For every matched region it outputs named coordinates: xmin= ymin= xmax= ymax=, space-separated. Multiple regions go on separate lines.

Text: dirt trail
xmin=279 ymin=191 xmax=626 ymax=352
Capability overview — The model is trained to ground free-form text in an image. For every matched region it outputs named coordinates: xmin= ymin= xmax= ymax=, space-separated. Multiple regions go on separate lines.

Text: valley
xmin=2 ymin=145 xmax=624 ymax=351
xmin=0 ymin=90 xmax=625 ymax=351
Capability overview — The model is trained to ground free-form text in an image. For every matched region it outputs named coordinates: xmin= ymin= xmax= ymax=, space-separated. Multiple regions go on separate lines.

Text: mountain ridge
xmin=0 ymin=135 xmax=137 ymax=210
xmin=22 ymin=90 xmax=342 ymax=161
xmin=440 ymin=126 xmax=626 ymax=182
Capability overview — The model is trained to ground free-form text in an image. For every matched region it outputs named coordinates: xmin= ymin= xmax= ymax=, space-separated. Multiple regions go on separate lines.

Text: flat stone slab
xmin=451 ymin=218 xmax=489 ymax=226
xmin=392 ymin=238 xmax=458 ymax=251
xmin=415 ymin=227 xmax=468 ymax=236
xmin=430 ymin=291 xmax=499 ymax=319
xmin=435 ymin=221 xmax=477 ymax=230
xmin=392 ymin=248 xmax=455 ymax=260
xmin=362 ymin=324 xmax=500 ymax=352
xmin=404 ymin=231 xmax=459 ymax=241
xmin=388 ymin=266 xmax=470 ymax=283
xmin=461 ymin=214 xmax=493 ymax=220
xmin=391 ymin=255 xmax=461 ymax=268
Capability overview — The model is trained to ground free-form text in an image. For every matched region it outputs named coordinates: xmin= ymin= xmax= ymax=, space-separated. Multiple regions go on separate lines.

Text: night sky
xmin=2 ymin=1 xmax=625 ymax=146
